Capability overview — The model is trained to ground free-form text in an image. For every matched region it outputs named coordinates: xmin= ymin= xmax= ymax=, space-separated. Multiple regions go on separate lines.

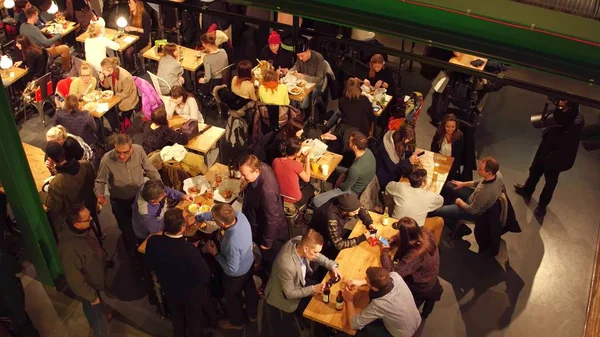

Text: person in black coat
xmin=139 ymin=106 xmax=188 ymax=154
xmin=363 ymin=53 xmax=396 ymax=98
xmin=259 ymin=31 xmax=295 ymax=71
xmin=430 ymin=113 xmax=465 ymax=181
xmin=375 ymin=126 xmax=418 ymax=190
xmin=338 ymin=77 xmax=376 ymax=136
xmin=514 ymin=101 xmax=585 ymax=216
xmin=145 ymin=209 xmax=214 ymax=337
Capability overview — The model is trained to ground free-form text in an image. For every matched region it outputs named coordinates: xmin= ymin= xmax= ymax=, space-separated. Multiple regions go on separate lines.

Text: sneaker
xmin=218 ymin=319 xmax=244 ymax=330
xmin=513 ymin=184 xmax=532 ymax=201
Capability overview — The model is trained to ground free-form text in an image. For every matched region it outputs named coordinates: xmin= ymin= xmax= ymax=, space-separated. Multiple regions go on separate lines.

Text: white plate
xmin=183 ymin=176 xmax=210 ymax=196
xmin=288 ymin=86 xmax=303 ymax=95
xmin=214 ymin=179 xmax=241 ymax=203
xmin=198 ymin=221 xmax=220 ymax=234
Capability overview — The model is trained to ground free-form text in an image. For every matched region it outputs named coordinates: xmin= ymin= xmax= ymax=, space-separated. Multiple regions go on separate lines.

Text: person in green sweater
xmin=312 ymin=131 xmax=376 ymax=208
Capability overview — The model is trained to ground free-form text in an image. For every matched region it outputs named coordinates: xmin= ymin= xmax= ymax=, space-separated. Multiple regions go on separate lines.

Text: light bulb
xmin=116 ymin=17 xmax=128 ymax=28
xmin=0 ymin=55 xmax=13 ymax=70
xmin=47 ymin=2 xmax=58 ymax=15
xmin=4 ymin=0 xmax=15 ymax=9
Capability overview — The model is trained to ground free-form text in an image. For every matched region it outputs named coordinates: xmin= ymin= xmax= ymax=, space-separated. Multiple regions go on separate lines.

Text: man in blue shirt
xmin=197 ymin=203 xmax=258 ymax=330
xmin=132 ymin=179 xmax=191 ymax=242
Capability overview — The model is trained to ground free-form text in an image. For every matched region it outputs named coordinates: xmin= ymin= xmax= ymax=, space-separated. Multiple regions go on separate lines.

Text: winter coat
xmin=375 ymin=131 xmax=413 ymax=190
xmin=533 ymin=113 xmax=584 ymax=172
xmin=133 ymin=76 xmax=164 ymax=119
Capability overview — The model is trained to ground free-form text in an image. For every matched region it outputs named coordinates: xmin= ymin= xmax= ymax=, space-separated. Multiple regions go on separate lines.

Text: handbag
xmin=181 ymin=119 xmax=199 ymax=138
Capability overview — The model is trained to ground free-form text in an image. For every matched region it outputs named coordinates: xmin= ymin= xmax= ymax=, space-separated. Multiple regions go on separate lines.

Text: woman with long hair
xmin=157 ymin=43 xmax=184 ymax=95
xmin=140 ymin=106 xmax=188 ymax=154
xmin=431 ymin=113 xmax=465 ymax=180
xmin=231 ymin=60 xmax=257 ymax=100
xmin=375 ymin=125 xmax=420 ymax=190
xmin=381 ymin=217 xmax=439 ymax=297
xmin=15 ymin=34 xmax=47 ymax=81
xmin=123 ymin=0 xmax=151 ymax=69
xmin=272 ymin=137 xmax=315 ymax=208
xmin=167 ymin=85 xmax=202 ymax=122
xmin=254 ymin=118 xmax=305 ymax=165
xmin=198 ymin=33 xmax=228 ymax=86
xmin=258 ymin=69 xmax=289 ymax=105
xmin=84 ymin=23 xmax=120 ymax=72
xmin=56 ymin=94 xmax=98 ymax=145
xmin=338 ymin=77 xmax=374 ymax=136
xmin=364 ymin=53 xmax=396 ymax=96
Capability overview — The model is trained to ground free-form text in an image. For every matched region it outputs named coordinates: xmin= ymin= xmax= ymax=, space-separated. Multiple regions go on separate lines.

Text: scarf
xmin=110 ymin=68 xmax=120 ymax=88
xmin=368 ymin=281 xmax=394 ymax=302
xmin=262 ymin=81 xmax=279 ymax=93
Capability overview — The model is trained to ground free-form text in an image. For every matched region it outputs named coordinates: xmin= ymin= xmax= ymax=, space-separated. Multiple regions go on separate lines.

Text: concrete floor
xmin=11 ymin=35 xmax=600 ymax=337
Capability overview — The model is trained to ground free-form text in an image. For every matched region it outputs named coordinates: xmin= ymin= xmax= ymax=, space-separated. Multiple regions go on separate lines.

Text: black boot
xmin=513 ymin=183 xmax=532 ymax=202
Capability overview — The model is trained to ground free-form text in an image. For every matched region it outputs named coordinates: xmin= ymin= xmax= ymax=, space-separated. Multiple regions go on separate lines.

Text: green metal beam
xmin=245 ymin=0 xmax=600 ymax=84
xmin=0 ymin=87 xmax=61 ymax=286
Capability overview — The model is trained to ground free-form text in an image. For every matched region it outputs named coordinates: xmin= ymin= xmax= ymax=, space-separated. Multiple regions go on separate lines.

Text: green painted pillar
xmin=0 ymin=86 xmax=62 ymax=286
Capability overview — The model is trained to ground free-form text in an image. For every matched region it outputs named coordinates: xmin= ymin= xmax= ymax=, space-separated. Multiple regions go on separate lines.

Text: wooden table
xmin=76 ymin=28 xmax=139 ymax=52
xmin=142 ymin=45 xmax=205 ymax=72
xmin=42 ymin=20 xmax=78 ymax=38
xmin=400 ymin=150 xmax=454 ymax=195
xmin=81 ymin=95 xmax=122 ymax=119
xmin=168 ymin=115 xmax=226 ymax=166
xmin=449 ymin=52 xmax=488 ymax=71
xmin=1 ymin=67 xmax=28 ymax=87
xmin=289 ymin=82 xmax=315 ymax=102
xmin=306 ymin=151 xmax=343 ymax=182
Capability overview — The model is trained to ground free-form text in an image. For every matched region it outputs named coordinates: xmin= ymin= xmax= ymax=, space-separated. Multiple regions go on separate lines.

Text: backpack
xmin=225 ymin=116 xmax=249 ymax=148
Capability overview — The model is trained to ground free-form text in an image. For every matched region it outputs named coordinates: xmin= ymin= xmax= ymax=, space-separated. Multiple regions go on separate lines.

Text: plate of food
xmin=101 ymin=90 xmax=114 ymax=100
xmin=214 ymin=179 xmax=240 ymax=203
xmin=83 ymin=102 xmax=98 ymax=111
xmin=83 ymin=92 xmax=99 ymax=102
xmin=183 ymin=176 xmax=210 ymax=196
xmin=288 ymin=86 xmax=302 ymax=95
xmin=296 ymin=79 xmax=307 ymax=87
xmin=198 ymin=221 xmax=220 ymax=234
xmin=187 ymin=203 xmax=200 ymax=214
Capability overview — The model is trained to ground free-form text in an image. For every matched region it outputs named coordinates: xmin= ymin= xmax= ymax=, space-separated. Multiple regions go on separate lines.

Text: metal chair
xmin=200 ymin=63 xmax=235 ymax=111
xmin=28 ymin=72 xmax=55 ymax=125
xmin=147 ymin=71 xmax=171 ymax=107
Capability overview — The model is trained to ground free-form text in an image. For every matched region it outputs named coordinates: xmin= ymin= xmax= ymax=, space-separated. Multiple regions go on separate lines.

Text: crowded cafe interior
xmin=1 ymin=1 xmax=600 ymax=337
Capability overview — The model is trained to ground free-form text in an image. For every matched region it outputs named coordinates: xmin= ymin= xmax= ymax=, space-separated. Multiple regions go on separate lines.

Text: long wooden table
xmin=168 ymin=115 xmax=225 ymax=155
xmin=289 ymin=82 xmax=315 ymax=102
xmin=81 ymin=95 xmax=122 ymax=119
xmin=42 ymin=20 xmax=78 ymax=38
xmin=400 ymin=150 xmax=454 ymax=195
xmin=306 ymin=151 xmax=343 ymax=182
xmin=76 ymin=28 xmax=139 ymax=52
xmin=1 ymin=67 xmax=28 ymax=87
xmin=142 ymin=45 xmax=205 ymax=72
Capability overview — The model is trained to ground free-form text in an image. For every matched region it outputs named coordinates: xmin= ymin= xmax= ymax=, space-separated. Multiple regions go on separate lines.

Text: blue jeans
xmin=81 ymin=293 xmax=107 ymax=337
xmin=430 ymin=186 xmax=478 ymax=229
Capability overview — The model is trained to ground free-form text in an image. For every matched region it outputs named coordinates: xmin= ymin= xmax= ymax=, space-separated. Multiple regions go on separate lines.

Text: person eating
xmin=259 ymin=31 xmax=294 ymax=71
xmin=288 ymin=40 xmax=327 ymax=108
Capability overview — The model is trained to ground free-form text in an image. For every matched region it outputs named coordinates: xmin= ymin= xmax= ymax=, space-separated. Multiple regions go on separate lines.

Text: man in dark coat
xmin=514 ymin=101 xmax=585 ymax=216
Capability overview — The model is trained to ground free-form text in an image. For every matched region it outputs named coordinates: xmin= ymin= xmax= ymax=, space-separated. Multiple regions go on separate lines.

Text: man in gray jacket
xmin=264 ymin=229 xmax=340 ymax=316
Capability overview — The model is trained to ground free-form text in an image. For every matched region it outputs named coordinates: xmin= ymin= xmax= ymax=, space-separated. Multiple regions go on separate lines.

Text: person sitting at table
xmin=430 ymin=113 xmax=465 ymax=181
xmin=375 ymin=125 xmax=418 ymax=190
xmin=197 ymin=33 xmax=229 ymax=88
xmin=263 ymin=229 xmax=340 ymax=317
xmin=430 ymin=156 xmax=504 ymax=236
xmin=364 ymin=53 xmax=396 ymax=98
xmin=289 ymin=42 xmax=327 ymax=108
xmin=309 ymin=193 xmax=373 ymax=259
xmin=45 ymin=125 xmax=94 ymax=174
xmin=253 ymin=117 xmax=304 ymax=165
xmin=99 ymin=57 xmax=140 ymax=131
xmin=196 ymin=204 xmax=259 ymax=330
xmin=259 ymin=31 xmax=294 ymax=71
xmin=56 ymin=95 xmax=98 ymax=146
xmin=238 ymin=154 xmax=287 ymax=270
xmin=231 ymin=60 xmax=257 ymax=101
xmin=145 ymin=208 xmax=215 ymax=337
xmin=16 ymin=1 xmax=46 ymax=29
xmin=20 ymin=7 xmax=71 ymax=72
xmin=311 ymin=131 xmax=376 ymax=208
xmin=139 ymin=106 xmax=189 ymax=154
xmin=338 ymin=77 xmax=375 ymax=136
xmin=123 ymin=0 xmax=152 ymax=70
xmin=132 ymin=179 xmax=190 ymax=243
xmin=84 ymin=23 xmax=120 ymax=72
xmin=342 ymin=267 xmax=421 ymax=337
xmin=272 ymin=137 xmax=315 ymax=211
xmin=381 ymin=217 xmax=440 ymax=306
xmin=14 ymin=34 xmax=48 ymax=82
xmin=65 ymin=0 xmax=98 ymax=33
xmin=157 ymin=43 xmax=184 ymax=95
xmin=166 ymin=85 xmax=202 ymax=122
xmin=69 ymin=62 xmax=97 ymax=99
xmin=386 ymin=169 xmax=443 ymax=227
xmin=258 ymin=69 xmax=290 ymax=106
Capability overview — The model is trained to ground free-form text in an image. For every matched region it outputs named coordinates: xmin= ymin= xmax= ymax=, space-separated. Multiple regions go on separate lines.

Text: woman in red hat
xmin=259 ymin=31 xmax=295 ymax=71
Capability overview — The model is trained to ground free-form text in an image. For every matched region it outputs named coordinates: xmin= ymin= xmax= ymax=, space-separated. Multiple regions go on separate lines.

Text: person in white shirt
xmin=85 ymin=23 xmax=120 ymax=72
xmin=386 ymin=168 xmax=443 ymax=227
xmin=165 ymin=86 xmax=203 ymax=122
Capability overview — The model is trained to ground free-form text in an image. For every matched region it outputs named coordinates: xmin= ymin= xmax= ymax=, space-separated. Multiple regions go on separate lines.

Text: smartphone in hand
xmin=378 ymin=236 xmax=389 ymax=247
xmin=417 ymin=151 xmax=426 ymax=157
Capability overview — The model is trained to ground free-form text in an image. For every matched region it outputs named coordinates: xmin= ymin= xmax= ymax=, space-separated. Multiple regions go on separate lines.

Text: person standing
xmin=58 ymin=205 xmax=108 ymax=337
xmin=514 ymin=100 xmax=584 ymax=216
xmin=94 ymin=134 xmax=160 ymax=262
xmin=145 ymin=209 xmax=214 ymax=337
xmin=197 ymin=204 xmax=258 ymax=330
xmin=238 ymin=155 xmax=287 ymax=268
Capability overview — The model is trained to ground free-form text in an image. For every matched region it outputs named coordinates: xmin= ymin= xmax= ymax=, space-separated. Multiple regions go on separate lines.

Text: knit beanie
xmin=268 ymin=31 xmax=281 ymax=45
xmin=337 ymin=193 xmax=361 ymax=212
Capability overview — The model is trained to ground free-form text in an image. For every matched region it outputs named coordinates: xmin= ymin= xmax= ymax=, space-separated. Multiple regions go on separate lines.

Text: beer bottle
xmin=322 ymin=284 xmax=331 ymax=303
xmin=335 ymin=290 xmax=344 ymax=311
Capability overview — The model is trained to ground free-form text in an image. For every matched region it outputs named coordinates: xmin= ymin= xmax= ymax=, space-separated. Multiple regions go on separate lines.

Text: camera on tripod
xmin=531 ymin=98 xmax=579 ymax=129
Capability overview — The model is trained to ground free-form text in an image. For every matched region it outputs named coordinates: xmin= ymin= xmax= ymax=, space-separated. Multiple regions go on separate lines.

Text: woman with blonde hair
xmin=55 ymin=94 xmax=98 ymax=145
xmin=258 ymin=69 xmax=289 ymax=105
xmin=157 ymin=43 xmax=184 ymax=95
xmin=123 ymin=0 xmax=152 ymax=69
xmin=338 ymin=77 xmax=374 ymax=135
xmin=69 ymin=62 xmax=97 ymax=98
xmin=45 ymin=125 xmax=94 ymax=174
xmin=84 ymin=23 xmax=120 ymax=72
xmin=99 ymin=57 xmax=139 ymax=130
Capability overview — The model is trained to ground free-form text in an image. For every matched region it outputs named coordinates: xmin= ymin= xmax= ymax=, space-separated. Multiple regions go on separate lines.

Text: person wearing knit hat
xmin=258 ymin=30 xmax=295 ymax=71
xmin=308 ymin=193 xmax=374 ymax=259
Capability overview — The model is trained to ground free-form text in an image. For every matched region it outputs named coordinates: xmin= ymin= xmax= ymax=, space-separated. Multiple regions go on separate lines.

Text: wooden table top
xmin=143 ymin=45 xmax=205 ymax=72
xmin=449 ymin=52 xmax=488 ymax=71
xmin=80 ymin=95 xmax=122 ymax=118
xmin=1 ymin=67 xmax=28 ymax=87
xmin=303 ymin=211 xmax=400 ymax=335
xmin=42 ymin=20 xmax=79 ymax=37
xmin=289 ymin=82 xmax=315 ymax=102
xmin=399 ymin=150 xmax=454 ymax=195
xmin=0 ymin=143 xmax=51 ymax=195
xmin=76 ymin=28 xmax=139 ymax=52
xmin=168 ymin=116 xmax=225 ymax=154
xmin=302 ymin=151 xmax=343 ymax=182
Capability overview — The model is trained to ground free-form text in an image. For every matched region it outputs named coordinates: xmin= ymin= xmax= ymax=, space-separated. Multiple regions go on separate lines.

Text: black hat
xmin=45 ymin=141 xmax=65 ymax=162
xmin=336 ymin=193 xmax=361 ymax=212
xmin=281 ymin=35 xmax=309 ymax=53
